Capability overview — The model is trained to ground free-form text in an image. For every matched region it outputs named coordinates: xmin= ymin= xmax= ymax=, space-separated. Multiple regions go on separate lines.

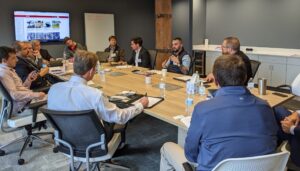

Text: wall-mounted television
xmin=14 ymin=11 xmax=70 ymax=42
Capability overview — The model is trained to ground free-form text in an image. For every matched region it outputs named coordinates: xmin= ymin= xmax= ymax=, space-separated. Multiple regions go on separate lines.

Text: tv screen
xmin=14 ymin=11 xmax=70 ymax=42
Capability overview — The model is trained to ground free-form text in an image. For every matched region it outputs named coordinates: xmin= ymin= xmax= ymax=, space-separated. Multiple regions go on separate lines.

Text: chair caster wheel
xmin=53 ymin=147 xmax=58 ymax=153
xmin=0 ymin=150 xmax=5 ymax=156
xmin=29 ymin=142 xmax=33 ymax=147
xmin=18 ymin=158 xmax=25 ymax=165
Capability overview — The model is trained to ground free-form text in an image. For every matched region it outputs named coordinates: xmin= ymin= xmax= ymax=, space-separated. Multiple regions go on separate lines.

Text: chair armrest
xmin=27 ymin=100 xmax=47 ymax=125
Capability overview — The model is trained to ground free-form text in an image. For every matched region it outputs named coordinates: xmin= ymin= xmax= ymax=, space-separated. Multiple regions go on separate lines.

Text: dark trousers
xmin=274 ymin=106 xmax=300 ymax=168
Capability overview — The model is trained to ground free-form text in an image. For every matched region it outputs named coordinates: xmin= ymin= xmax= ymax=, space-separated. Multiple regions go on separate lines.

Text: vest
xmin=167 ymin=48 xmax=189 ymax=74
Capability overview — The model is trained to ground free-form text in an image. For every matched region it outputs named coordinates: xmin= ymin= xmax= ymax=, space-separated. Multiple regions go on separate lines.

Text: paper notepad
xmin=132 ymin=96 xmax=164 ymax=108
xmin=180 ymin=116 xmax=191 ymax=128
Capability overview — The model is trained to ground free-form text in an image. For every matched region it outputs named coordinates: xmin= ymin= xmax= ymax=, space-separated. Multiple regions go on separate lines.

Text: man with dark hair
xmin=14 ymin=41 xmax=50 ymax=90
xmin=162 ymin=37 xmax=191 ymax=75
xmin=63 ymin=37 xmax=84 ymax=59
xmin=160 ymin=55 xmax=278 ymax=171
xmin=206 ymin=37 xmax=252 ymax=84
xmin=0 ymin=46 xmax=45 ymax=115
xmin=128 ymin=37 xmax=151 ymax=68
xmin=48 ymin=50 xmax=149 ymax=146
xmin=104 ymin=35 xmax=125 ymax=62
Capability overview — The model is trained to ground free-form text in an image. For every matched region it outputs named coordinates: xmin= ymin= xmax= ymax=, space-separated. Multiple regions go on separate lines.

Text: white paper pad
xmin=133 ymin=96 xmax=163 ymax=108
xmin=116 ymin=65 xmax=133 ymax=69
xmin=180 ymin=116 xmax=191 ymax=128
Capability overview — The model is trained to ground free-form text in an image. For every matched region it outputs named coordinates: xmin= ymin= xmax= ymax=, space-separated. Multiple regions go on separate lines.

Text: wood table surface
xmin=85 ymin=64 xmax=294 ymax=130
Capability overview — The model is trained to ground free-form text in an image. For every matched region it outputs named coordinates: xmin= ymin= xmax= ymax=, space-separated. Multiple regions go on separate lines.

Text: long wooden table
xmin=59 ymin=64 xmax=294 ymax=146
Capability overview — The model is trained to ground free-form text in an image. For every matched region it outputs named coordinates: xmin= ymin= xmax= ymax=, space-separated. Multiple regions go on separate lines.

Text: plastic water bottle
xmin=186 ymin=81 xmax=194 ymax=115
xmin=159 ymin=77 xmax=166 ymax=98
xmin=63 ymin=51 xmax=67 ymax=59
xmin=191 ymin=71 xmax=200 ymax=94
xmin=96 ymin=61 xmax=101 ymax=73
xmin=198 ymin=80 xmax=206 ymax=96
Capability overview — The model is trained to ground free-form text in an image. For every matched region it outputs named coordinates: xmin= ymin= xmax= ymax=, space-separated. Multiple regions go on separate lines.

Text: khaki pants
xmin=160 ymin=142 xmax=188 ymax=171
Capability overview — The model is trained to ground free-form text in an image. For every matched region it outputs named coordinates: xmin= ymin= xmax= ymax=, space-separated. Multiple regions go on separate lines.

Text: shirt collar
xmin=215 ymin=86 xmax=251 ymax=97
xmin=135 ymin=47 xmax=142 ymax=53
xmin=0 ymin=63 xmax=14 ymax=71
xmin=69 ymin=75 xmax=88 ymax=85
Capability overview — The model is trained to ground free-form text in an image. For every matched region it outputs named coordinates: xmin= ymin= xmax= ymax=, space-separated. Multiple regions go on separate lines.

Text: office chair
xmin=188 ymin=55 xmax=196 ymax=76
xmin=211 ymin=151 xmax=290 ymax=171
xmin=0 ymin=81 xmax=53 ymax=165
xmin=40 ymin=108 xmax=130 ymax=171
xmin=249 ymin=60 xmax=261 ymax=81
xmin=148 ymin=49 xmax=157 ymax=70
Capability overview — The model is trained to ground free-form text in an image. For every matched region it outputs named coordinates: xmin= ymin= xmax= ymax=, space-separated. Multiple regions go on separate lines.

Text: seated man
xmin=206 ymin=37 xmax=252 ymax=84
xmin=128 ymin=37 xmax=151 ymax=68
xmin=160 ymin=54 xmax=278 ymax=171
xmin=0 ymin=46 xmax=45 ymax=114
xmin=104 ymin=35 xmax=125 ymax=62
xmin=162 ymin=37 xmax=191 ymax=75
xmin=31 ymin=39 xmax=54 ymax=62
xmin=47 ymin=50 xmax=149 ymax=144
xmin=63 ymin=37 xmax=84 ymax=59
xmin=274 ymin=73 xmax=300 ymax=170
xmin=14 ymin=41 xmax=50 ymax=90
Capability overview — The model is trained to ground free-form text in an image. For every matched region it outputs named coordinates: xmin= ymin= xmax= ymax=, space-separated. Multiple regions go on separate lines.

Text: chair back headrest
xmin=40 ymin=108 xmax=106 ymax=152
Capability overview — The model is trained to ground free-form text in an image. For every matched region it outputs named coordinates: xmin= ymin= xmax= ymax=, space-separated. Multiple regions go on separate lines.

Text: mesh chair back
xmin=212 ymin=151 xmax=290 ymax=171
xmin=250 ymin=60 xmax=261 ymax=79
xmin=148 ymin=50 xmax=157 ymax=69
xmin=41 ymin=108 xmax=107 ymax=157
xmin=0 ymin=81 xmax=13 ymax=120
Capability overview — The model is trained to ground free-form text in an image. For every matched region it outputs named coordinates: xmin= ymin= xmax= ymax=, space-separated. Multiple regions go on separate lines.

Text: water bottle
xmin=96 ymin=61 xmax=101 ymax=73
xmin=191 ymin=71 xmax=200 ymax=94
xmin=159 ymin=77 xmax=166 ymax=98
xmin=63 ymin=51 xmax=67 ymax=59
xmin=199 ymin=80 xmax=206 ymax=96
xmin=186 ymin=81 xmax=194 ymax=115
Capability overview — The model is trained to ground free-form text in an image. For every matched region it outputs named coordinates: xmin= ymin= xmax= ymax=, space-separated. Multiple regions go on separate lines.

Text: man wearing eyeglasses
xmin=206 ymin=37 xmax=252 ymax=85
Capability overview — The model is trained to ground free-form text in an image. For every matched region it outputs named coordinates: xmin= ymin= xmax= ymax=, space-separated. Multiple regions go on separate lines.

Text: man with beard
xmin=206 ymin=37 xmax=252 ymax=84
xmin=162 ymin=37 xmax=191 ymax=75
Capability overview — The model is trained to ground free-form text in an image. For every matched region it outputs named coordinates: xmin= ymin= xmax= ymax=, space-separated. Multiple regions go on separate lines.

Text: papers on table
xmin=132 ymin=96 xmax=164 ymax=108
xmin=116 ymin=65 xmax=132 ymax=69
xmin=173 ymin=76 xmax=192 ymax=82
xmin=173 ymin=115 xmax=191 ymax=128
xmin=148 ymin=70 xmax=162 ymax=75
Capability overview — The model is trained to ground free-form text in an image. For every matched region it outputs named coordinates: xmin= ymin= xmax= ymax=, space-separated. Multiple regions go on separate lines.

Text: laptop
xmin=96 ymin=51 xmax=110 ymax=62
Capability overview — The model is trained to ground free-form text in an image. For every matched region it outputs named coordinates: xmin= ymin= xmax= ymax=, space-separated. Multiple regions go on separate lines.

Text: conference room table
xmin=58 ymin=63 xmax=294 ymax=147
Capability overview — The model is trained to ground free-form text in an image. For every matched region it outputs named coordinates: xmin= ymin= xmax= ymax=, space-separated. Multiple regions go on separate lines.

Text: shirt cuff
xmin=296 ymin=110 xmax=300 ymax=117
xmin=134 ymin=102 xmax=144 ymax=114
xmin=290 ymin=125 xmax=296 ymax=135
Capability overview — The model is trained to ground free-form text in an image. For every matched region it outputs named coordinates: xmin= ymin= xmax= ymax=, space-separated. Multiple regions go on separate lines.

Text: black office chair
xmin=249 ymin=60 xmax=261 ymax=81
xmin=188 ymin=55 xmax=196 ymax=76
xmin=40 ymin=108 xmax=129 ymax=171
xmin=148 ymin=49 xmax=157 ymax=70
xmin=0 ymin=81 xmax=53 ymax=165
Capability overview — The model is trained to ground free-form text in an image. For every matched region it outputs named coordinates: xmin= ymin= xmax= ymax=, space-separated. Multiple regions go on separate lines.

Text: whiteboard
xmin=84 ymin=13 xmax=115 ymax=53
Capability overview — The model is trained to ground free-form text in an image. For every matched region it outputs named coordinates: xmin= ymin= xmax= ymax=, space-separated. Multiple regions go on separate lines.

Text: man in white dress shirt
xmin=47 ymin=50 xmax=149 ymax=145
xmin=0 ymin=46 xmax=46 ymax=115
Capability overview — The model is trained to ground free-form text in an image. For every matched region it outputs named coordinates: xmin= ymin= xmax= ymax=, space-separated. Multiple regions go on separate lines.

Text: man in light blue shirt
xmin=162 ymin=37 xmax=191 ymax=75
xmin=48 ymin=50 xmax=148 ymax=144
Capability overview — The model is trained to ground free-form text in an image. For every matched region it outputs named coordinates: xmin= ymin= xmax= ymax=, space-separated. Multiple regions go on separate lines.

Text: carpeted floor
xmin=0 ymin=114 xmax=177 ymax=171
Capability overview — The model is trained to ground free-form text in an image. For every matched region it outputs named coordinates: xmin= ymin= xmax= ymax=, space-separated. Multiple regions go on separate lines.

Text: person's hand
xmin=205 ymin=73 xmax=215 ymax=82
xmin=37 ymin=92 xmax=46 ymax=100
xmin=39 ymin=67 xmax=49 ymax=77
xmin=281 ymin=118 xmax=295 ymax=134
xmin=42 ymin=59 xmax=49 ymax=65
xmin=170 ymin=55 xmax=180 ymax=64
xmin=287 ymin=112 xmax=299 ymax=126
xmin=27 ymin=71 xmax=38 ymax=82
xmin=139 ymin=97 xmax=149 ymax=108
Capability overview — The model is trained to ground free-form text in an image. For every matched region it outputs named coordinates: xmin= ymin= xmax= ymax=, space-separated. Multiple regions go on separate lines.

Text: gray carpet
xmin=0 ymin=114 xmax=177 ymax=171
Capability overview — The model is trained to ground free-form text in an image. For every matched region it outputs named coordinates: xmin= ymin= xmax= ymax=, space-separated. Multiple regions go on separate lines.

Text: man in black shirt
xmin=206 ymin=37 xmax=252 ymax=84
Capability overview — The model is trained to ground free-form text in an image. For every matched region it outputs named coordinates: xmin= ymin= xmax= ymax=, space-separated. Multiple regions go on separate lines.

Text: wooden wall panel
xmin=155 ymin=0 xmax=172 ymax=69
